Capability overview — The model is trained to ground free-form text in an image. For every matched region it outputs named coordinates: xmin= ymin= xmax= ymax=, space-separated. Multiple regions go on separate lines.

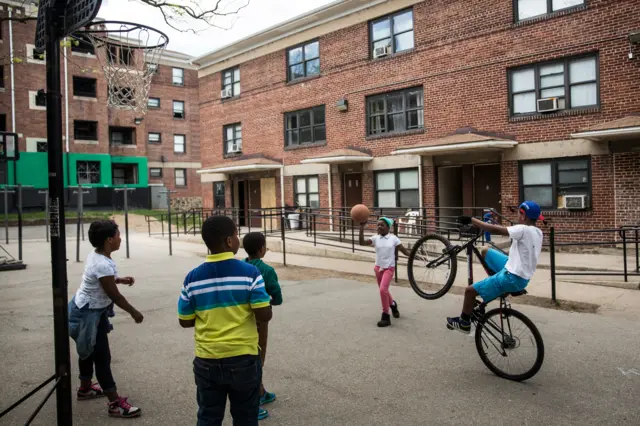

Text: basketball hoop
xmin=72 ymin=21 xmax=169 ymax=114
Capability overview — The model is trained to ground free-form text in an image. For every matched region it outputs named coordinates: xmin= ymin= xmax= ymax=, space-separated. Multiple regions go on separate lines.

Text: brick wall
xmin=614 ymin=152 xmax=640 ymax=228
xmin=0 ymin=3 xmax=201 ymax=200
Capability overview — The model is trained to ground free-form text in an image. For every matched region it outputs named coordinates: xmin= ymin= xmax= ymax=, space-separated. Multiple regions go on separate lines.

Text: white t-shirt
xmin=74 ymin=251 xmax=118 ymax=309
xmin=505 ymin=225 xmax=543 ymax=280
xmin=371 ymin=234 xmax=401 ymax=269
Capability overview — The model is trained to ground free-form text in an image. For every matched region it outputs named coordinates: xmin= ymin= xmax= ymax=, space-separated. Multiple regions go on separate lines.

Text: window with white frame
xmin=172 ymin=68 xmax=184 ymax=85
xmin=520 ymin=157 xmax=591 ymax=209
xmin=515 ymin=0 xmax=584 ymax=21
xmin=148 ymin=97 xmax=160 ymax=108
xmin=510 ymin=54 xmax=598 ymax=115
xmin=150 ymin=168 xmax=162 ymax=178
xmin=174 ymin=134 xmax=185 ymax=153
xmin=294 ymin=176 xmax=320 ymax=208
xmin=375 ymin=169 xmax=419 ymax=208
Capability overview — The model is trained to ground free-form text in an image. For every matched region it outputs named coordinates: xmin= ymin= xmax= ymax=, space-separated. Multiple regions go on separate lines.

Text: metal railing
xmin=549 ymin=225 xmax=640 ymax=301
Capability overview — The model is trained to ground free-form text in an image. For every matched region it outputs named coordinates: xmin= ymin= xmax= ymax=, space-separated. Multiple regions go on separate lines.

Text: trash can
xmin=288 ymin=213 xmax=300 ymax=230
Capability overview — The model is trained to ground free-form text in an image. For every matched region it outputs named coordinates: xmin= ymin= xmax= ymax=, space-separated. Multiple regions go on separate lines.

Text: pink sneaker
xmin=77 ymin=383 xmax=105 ymax=400
xmin=108 ymin=397 xmax=141 ymax=418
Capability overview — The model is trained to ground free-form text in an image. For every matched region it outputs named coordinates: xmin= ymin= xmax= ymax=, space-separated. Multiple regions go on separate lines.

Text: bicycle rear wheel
xmin=475 ymin=307 xmax=544 ymax=381
xmin=407 ymin=233 xmax=457 ymax=300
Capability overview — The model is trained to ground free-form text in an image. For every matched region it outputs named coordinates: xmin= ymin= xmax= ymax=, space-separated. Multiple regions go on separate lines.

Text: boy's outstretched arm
xmin=469 ymin=217 xmax=509 ymax=236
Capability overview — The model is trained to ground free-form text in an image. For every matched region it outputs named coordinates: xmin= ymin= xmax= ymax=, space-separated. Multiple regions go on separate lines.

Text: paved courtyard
xmin=1 ymin=236 xmax=640 ymax=425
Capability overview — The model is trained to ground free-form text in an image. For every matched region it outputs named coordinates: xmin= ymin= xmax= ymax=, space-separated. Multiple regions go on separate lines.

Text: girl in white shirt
xmin=359 ymin=217 xmax=411 ymax=327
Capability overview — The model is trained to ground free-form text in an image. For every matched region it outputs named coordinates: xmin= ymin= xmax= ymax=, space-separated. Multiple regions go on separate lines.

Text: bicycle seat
xmin=506 ymin=290 xmax=527 ymax=297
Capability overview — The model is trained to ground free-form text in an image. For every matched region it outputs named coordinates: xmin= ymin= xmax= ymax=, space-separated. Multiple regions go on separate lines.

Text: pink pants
xmin=374 ymin=266 xmax=395 ymax=314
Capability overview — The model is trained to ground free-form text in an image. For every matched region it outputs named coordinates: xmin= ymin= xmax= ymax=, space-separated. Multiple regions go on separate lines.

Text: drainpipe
xmin=327 ymin=164 xmax=333 ymax=232
xmin=418 ymin=156 xmax=424 ymax=209
xmin=64 ymin=39 xmax=70 ymax=187
xmin=8 ymin=8 xmax=16 ymax=132
xmin=8 ymin=8 xmax=16 ymax=185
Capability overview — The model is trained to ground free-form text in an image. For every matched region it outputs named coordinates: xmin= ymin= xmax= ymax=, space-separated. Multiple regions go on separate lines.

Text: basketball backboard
xmin=0 ymin=132 xmax=19 ymax=161
xmin=35 ymin=0 xmax=103 ymax=53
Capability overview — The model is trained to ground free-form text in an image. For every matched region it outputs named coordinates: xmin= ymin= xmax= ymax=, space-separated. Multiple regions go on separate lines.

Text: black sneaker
xmin=390 ymin=301 xmax=400 ymax=318
xmin=377 ymin=313 xmax=391 ymax=327
xmin=446 ymin=317 xmax=471 ymax=334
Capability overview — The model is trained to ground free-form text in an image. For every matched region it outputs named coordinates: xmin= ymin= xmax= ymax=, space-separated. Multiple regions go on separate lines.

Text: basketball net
xmin=77 ymin=21 xmax=169 ymax=114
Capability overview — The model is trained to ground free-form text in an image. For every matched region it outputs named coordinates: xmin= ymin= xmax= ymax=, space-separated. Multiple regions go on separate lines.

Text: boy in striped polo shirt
xmin=179 ymin=216 xmax=273 ymax=425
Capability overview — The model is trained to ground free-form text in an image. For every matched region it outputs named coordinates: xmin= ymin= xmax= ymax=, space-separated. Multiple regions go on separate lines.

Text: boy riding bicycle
xmin=447 ymin=201 xmax=544 ymax=334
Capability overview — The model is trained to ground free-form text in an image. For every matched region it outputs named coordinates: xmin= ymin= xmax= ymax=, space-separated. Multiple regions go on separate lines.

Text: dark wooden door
xmin=248 ymin=180 xmax=262 ymax=228
xmin=344 ymin=173 xmax=362 ymax=208
xmin=473 ymin=164 xmax=501 ymax=215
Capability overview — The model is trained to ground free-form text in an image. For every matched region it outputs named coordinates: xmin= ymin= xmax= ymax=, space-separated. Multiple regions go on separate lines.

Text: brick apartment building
xmin=0 ymin=0 xmax=201 ymax=210
xmin=193 ymin=0 xmax=640 ymax=235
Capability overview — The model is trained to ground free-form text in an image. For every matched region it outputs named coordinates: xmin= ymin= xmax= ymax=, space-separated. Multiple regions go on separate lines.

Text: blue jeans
xmin=193 ymin=355 xmax=262 ymax=426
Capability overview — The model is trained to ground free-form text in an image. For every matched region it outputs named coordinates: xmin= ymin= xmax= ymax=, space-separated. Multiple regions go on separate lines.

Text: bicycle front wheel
xmin=407 ymin=233 xmax=457 ymax=300
xmin=475 ymin=307 xmax=544 ymax=381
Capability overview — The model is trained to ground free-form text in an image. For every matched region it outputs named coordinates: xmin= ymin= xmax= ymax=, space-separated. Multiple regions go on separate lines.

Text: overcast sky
xmin=98 ymin=0 xmax=336 ymax=58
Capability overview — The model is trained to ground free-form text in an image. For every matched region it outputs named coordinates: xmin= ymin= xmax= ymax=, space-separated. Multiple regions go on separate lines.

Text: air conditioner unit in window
xmin=220 ymin=89 xmax=233 ymax=99
xmin=373 ymin=45 xmax=391 ymax=58
xmin=537 ymin=97 xmax=559 ymax=113
xmin=228 ymin=143 xmax=242 ymax=154
xmin=564 ymin=195 xmax=587 ymax=209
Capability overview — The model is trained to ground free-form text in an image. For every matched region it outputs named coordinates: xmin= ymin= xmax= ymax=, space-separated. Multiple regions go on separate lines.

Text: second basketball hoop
xmin=72 ymin=20 xmax=169 ymax=114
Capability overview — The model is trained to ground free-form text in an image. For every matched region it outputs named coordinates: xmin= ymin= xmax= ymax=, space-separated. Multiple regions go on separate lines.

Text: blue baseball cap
xmin=519 ymin=201 xmax=544 ymax=221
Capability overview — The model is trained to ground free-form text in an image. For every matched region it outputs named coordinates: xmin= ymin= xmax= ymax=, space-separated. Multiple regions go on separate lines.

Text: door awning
xmin=300 ymin=148 xmax=373 ymax=164
xmin=570 ymin=115 xmax=640 ymax=141
xmin=391 ymin=133 xmax=517 ymax=156
xmin=197 ymin=158 xmax=282 ymax=175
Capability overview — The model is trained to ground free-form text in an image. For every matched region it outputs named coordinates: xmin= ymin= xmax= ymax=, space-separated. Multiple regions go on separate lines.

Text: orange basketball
xmin=350 ymin=204 xmax=370 ymax=223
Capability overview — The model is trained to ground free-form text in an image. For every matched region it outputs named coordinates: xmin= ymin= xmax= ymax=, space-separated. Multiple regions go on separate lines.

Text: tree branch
xmin=132 ymin=0 xmax=250 ymax=33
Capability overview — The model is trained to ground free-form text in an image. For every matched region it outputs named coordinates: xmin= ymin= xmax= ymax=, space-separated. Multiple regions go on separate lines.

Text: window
xmin=76 ymin=161 xmax=101 ymax=184
xmin=73 ymin=76 xmax=97 ymax=97
xmin=287 ymin=40 xmax=320 ymax=81
xmin=148 ymin=97 xmax=160 ymax=108
xmin=510 ymin=55 xmax=598 ymax=115
xmin=175 ymin=169 xmax=187 ymax=187
xmin=173 ymin=101 xmax=185 ymax=119
xmin=370 ymin=9 xmax=414 ymax=56
xmin=107 ymin=45 xmax=133 ymax=66
xmin=0 ymin=114 xmax=5 ymax=131
xmin=0 ymin=66 xmax=4 ymax=88
xmin=150 ymin=168 xmax=162 ymax=178
xmin=367 ymin=87 xmax=423 ymax=136
xmin=222 ymin=67 xmax=240 ymax=97
xmin=71 ymin=35 xmax=95 ymax=55
xmin=31 ymin=47 xmax=45 ymax=61
xmin=74 ymin=120 xmax=98 ymax=140
xmin=520 ymin=157 xmax=591 ymax=209
xmin=112 ymin=164 xmax=138 ymax=185
xmin=224 ymin=124 xmax=242 ymax=154
xmin=515 ymin=0 xmax=584 ymax=21
xmin=172 ymin=68 xmax=184 ymax=85
xmin=285 ymin=106 xmax=326 ymax=147
xmin=294 ymin=176 xmax=320 ymax=208
xmin=375 ymin=169 xmax=419 ymax=208
xmin=109 ymin=127 xmax=135 ymax=145
xmin=36 ymin=141 xmax=48 ymax=152
xmin=35 ymin=90 xmax=47 ymax=107
xmin=148 ymin=132 xmax=161 ymax=144
xmin=174 ymin=134 xmax=185 ymax=153
xmin=214 ymin=182 xmax=225 ymax=208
